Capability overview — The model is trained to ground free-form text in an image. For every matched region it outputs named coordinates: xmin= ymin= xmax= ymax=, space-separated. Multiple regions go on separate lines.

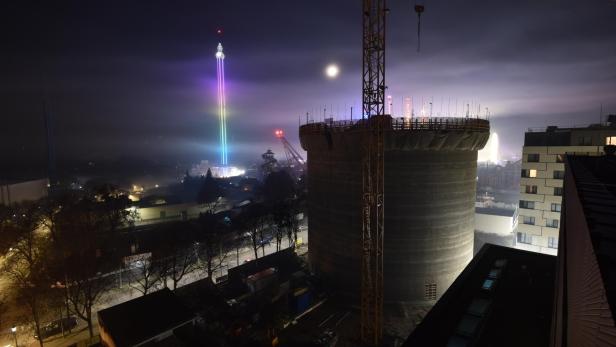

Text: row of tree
xmin=0 ymin=174 xmax=304 ymax=346
xmin=0 ymin=185 xmax=131 ymax=345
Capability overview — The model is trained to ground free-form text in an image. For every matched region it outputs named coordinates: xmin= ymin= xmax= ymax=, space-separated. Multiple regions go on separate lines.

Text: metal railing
xmin=526 ymin=122 xmax=613 ymax=133
xmin=300 ymin=116 xmax=490 ymax=134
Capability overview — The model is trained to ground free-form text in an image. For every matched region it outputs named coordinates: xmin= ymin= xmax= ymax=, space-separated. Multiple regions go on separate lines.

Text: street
xmin=0 ymin=226 xmax=308 ymax=347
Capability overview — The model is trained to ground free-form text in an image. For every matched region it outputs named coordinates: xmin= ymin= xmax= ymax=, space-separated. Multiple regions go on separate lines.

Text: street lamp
xmin=11 ymin=326 xmax=18 ymax=347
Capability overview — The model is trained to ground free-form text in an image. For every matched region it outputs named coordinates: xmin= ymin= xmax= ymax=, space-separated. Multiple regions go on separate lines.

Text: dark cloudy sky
xmin=2 ymin=0 xmax=616 ymax=175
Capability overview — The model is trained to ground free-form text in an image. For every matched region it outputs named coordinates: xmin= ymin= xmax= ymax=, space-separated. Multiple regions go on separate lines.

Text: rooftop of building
xmin=526 ymin=115 xmax=616 ymax=134
xmin=97 ymin=288 xmax=195 ymax=347
xmin=475 ymin=206 xmax=516 ymax=217
xmin=524 ymin=116 xmax=616 ymax=147
xmin=404 ymin=244 xmax=556 ymax=347
xmin=224 ymin=247 xmax=303 ymax=295
xmin=300 ymin=116 xmax=490 ymax=134
xmin=567 ymin=154 xmax=616 ymax=317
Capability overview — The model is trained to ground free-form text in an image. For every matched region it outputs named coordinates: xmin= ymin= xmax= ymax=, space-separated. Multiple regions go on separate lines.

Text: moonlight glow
xmin=325 ymin=64 xmax=339 ymax=79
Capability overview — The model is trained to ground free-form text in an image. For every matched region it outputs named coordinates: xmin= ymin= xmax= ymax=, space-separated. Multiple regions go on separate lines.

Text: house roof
xmin=98 ymin=288 xmax=194 ymax=346
xmin=404 ymin=244 xmax=556 ymax=347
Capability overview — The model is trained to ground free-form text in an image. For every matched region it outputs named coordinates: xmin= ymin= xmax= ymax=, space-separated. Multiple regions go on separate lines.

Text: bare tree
xmin=0 ymin=203 xmax=53 ymax=347
xmin=195 ymin=213 xmax=230 ymax=280
xmin=127 ymin=254 xmax=161 ymax=296
xmin=197 ymin=168 xmax=224 ymax=213
xmin=286 ymin=200 xmax=302 ymax=249
xmin=0 ymin=294 xmax=8 ymax=338
xmin=54 ymin=195 xmax=121 ymax=338
xmin=238 ymin=203 xmax=271 ymax=260
xmin=272 ymin=203 xmax=288 ymax=252
xmin=156 ymin=224 xmax=199 ymax=290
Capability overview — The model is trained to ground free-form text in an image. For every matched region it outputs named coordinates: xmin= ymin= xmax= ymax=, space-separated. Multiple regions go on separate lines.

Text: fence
xmin=300 ymin=116 xmax=490 ymax=135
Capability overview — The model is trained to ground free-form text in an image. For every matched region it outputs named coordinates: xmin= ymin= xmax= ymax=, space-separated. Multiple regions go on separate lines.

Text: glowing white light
xmin=478 ymin=132 xmax=500 ymax=164
xmin=325 ymin=64 xmax=339 ymax=78
xmin=211 ymin=166 xmax=246 ymax=178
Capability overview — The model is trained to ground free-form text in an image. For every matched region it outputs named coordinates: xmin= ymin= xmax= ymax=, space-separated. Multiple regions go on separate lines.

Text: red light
xmin=275 ymin=129 xmax=284 ymax=138
xmin=216 ymin=29 xmax=223 ymax=35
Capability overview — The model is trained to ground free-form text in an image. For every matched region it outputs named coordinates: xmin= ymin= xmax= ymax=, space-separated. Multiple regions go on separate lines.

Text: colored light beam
xmin=216 ymin=42 xmax=228 ymax=166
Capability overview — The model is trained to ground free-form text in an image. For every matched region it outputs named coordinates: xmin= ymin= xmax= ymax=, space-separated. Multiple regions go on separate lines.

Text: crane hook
xmin=414 ymin=4 xmax=425 ymax=52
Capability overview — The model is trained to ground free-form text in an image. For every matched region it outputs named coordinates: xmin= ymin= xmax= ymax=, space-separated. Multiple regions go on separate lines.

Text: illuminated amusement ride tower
xmin=212 ymin=42 xmax=244 ymax=177
xmin=216 ymin=43 xmax=228 ymax=167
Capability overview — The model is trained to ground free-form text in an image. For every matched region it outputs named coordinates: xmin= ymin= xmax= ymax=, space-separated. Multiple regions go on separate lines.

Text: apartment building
xmin=516 ymin=116 xmax=616 ymax=255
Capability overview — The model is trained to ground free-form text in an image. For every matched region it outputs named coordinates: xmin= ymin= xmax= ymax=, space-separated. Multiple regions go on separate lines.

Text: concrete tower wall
xmin=300 ymin=118 xmax=489 ymax=306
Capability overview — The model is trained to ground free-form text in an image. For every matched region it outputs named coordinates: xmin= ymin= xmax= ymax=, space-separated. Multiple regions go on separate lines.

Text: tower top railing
xmin=300 ymin=116 xmax=490 ymax=135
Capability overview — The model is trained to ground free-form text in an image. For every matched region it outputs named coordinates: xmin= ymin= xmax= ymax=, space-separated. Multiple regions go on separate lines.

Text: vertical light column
xmin=404 ymin=97 xmax=412 ymax=119
xmin=216 ymin=43 xmax=228 ymax=166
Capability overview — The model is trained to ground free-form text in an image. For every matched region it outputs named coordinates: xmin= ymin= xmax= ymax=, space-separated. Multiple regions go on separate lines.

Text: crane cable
xmin=414 ymin=1 xmax=425 ymax=52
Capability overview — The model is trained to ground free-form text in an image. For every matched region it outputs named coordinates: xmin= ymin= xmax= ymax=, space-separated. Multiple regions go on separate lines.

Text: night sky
xmin=2 ymin=0 xmax=616 ymax=178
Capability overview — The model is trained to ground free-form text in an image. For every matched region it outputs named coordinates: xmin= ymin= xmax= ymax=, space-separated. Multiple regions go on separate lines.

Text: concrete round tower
xmin=300 ymin=116 xmax=490 ymax=306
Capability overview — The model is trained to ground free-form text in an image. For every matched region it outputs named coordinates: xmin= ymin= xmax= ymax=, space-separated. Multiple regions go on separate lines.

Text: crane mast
xmin=361 ymin=0 xmax=386 ymax=345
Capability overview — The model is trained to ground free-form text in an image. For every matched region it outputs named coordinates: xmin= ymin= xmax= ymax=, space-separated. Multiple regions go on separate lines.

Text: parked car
xmin=34 ymin=316 xmax=78 ymax=339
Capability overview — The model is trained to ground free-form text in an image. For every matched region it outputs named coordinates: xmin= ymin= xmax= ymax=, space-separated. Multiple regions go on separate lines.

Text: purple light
xmin=216 ymin=43 xmax=228 ymax=166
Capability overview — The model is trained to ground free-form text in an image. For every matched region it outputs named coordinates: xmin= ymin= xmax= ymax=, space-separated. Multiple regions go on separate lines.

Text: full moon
xmin=325 ymin=64 xmax=339 ymax=78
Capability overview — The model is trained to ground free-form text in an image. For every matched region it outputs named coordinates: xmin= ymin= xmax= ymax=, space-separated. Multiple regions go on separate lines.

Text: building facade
xmin=516 ymin=118 xmax=616 ymax=255
xmin=551 ymin=154 xmax=616 ymax=346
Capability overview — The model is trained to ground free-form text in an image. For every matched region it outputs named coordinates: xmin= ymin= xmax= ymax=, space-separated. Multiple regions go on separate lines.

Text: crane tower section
xmin=361 ymin=0 xmax=387 ymax=345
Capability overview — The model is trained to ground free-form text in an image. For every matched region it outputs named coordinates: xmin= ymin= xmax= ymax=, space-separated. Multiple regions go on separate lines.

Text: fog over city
xmin=2 ymin=0 xmax=616 ymax=180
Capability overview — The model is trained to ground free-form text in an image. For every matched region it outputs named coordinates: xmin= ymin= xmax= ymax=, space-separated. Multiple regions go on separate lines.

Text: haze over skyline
xmin=2 ymin=0 xmax=615 ymax=177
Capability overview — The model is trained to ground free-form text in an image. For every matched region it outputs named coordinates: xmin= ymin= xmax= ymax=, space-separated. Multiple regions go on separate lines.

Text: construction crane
xmin=274 ymin=129 xmax=306 ymax=170
xmin=361 ymin=0 xmax=387 ymax=345
xmin=361 ymin=0 xmax=426 ymax=341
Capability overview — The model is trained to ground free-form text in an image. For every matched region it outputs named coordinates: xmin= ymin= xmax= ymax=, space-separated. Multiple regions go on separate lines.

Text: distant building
xmin=404 ymin=244 xmax=557 ymax=347
xmin=516 ymin=118 xmax=616 ymax=255
xmin=0 ymin=178 xmax=48 ymax=206
xmin=477 ymin=160 xmax=521 ymax=191
xmin=98 ymin=288 xmax=196 ymax=347
xmin=551 ymin=153 xmax=616 ymax=346
xmin=474 ymin=206 xmax=517 ymax=254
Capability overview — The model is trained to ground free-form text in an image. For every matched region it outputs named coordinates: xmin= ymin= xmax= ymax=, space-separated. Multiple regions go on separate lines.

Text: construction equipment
xmin=361 ymin=0 xmax=387 ymax=345
xmin=274 ymin=129 xmax=306 ymax=170
xmin=414 ymin=3 xmax=425 ymax=52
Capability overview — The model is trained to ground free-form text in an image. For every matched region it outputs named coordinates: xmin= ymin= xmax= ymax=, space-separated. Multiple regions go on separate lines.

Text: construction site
xmin=297 ymin=0 xmax=489 ymax=345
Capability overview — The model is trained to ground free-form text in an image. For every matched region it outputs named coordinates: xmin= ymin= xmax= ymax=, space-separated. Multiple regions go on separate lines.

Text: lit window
xmin=529 ymin=169 xmax=537 ymax=178
xmin=606 ymin=136 xmax=616 ymax=145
